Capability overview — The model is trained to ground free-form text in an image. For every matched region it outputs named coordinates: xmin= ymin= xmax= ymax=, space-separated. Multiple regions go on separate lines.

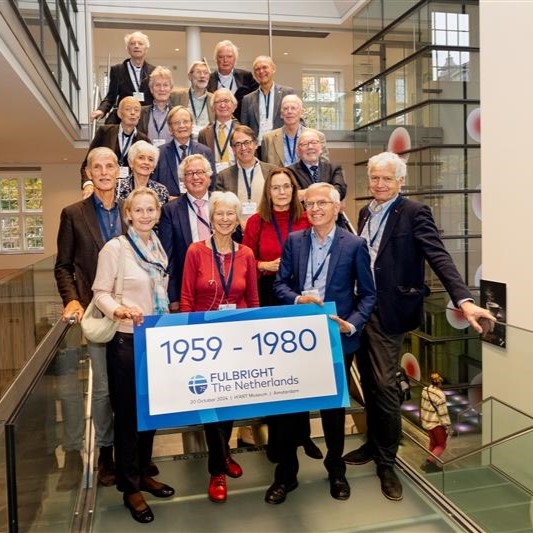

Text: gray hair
xmin=209 ymin=191 xmax=242 ymax=222
xmin=149 ymin=66 xmax=174 ymax=88
xmin=214 ymin=40 xmax=239 ymax=62
xmin=127 ymin=140 xmax=160 ymax=167
xmin=178 ymin=154 xmax=213 ymax=180
xmin=87 ymin=147 xmax=118 ymax=168
xmin=368 ymin=152 xmax=406 ymax=180
xmin=211 ymin=88 xmax=237 ymax=110
xmin=304 ymin=182 xmax=340 ymax=204
xmin=124 ymin=31 xmax=150 ymax=49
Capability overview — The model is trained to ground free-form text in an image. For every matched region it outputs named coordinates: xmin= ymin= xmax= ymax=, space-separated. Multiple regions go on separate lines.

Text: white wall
xmin=480 ymin=1 xmax=533 ymax=415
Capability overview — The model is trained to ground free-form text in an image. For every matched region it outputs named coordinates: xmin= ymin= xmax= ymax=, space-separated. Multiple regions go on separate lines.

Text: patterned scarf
xmin=126 ymin=227 xmax=169 ymax=315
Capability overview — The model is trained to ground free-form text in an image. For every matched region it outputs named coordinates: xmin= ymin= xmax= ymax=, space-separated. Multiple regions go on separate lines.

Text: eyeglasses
xmin=271 ymin=184 xmax=293 ymax=192
xmin=214 ymin=99 xmax=232 ymax=106
xmin=304 ymin=200 xmax=334 ymax=210
xmin=298 ymin=139 xmax=321 ymax=149
xmin=217 ymin=55 xmax=234 ymax=61
xmin=169 ymin=120 xmax=191 ymax=126
xmin=369 ymin=176 xmax=396 ymax=184
xmin=232 ymin=139 xmax=254 ymax=149
xmin=184 ymin=170 xmax=207 ymax=178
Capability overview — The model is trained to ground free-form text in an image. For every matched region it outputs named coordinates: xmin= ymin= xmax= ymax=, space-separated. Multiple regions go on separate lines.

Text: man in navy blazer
xmin=343 ymin=152 xmax=495 ymax=502
xmin=152 ymin=106 xmax=217 ymax=197
xmin=240 ymin=56 xmax=296 ymax=144
xmin=159 ymin=154 xmax=214 ymax=311
xmin=266 ymin=183 xmax=376 ymax=505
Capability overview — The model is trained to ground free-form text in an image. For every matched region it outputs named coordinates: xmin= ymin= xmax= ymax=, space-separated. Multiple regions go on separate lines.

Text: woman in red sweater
xmin=180 ymin=190 xmax=259 ymax=503
xmin=242 ymin=167 xmax=323 ymax=463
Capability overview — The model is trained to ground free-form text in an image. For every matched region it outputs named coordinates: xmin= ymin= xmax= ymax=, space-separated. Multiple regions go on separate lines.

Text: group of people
xmin=53 ymin=30 xmax=496 ymax=525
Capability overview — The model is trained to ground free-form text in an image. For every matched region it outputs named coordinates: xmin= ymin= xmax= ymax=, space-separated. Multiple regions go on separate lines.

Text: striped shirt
xmin=420 ymin=385 xmax=451 ymax=430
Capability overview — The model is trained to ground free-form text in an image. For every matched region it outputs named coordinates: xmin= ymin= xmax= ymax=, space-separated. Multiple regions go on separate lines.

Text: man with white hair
xmin=91 ymin=32 xmax=155 ymax=124
xmin=241 ymin=55 xmax=295 ymax=144
xmin=261 ymin=94 xmax=328 ymax=167
xmin=343 ymin=151 xmax=495 ymax=502
xmin=172 ymin=61 xmax=215 ymax=139
xmin=207 ymin=40 xmax=258 ymax=121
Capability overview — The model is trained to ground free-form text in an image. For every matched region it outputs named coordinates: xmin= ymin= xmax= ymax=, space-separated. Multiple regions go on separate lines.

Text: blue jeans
xmin=88 ymin=340 xmax=114 ymax=448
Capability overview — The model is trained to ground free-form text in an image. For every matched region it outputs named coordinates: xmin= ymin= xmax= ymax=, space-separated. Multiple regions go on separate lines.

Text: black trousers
xmin=204 ymin=420 xmax=234 ymax=475
xmin=355 ymin=311 xmax=404 ymax=467
xmin=273 ymin=352 xmax=354 ymax=484
xmin=107 ymin=332 xmax=155 ymax=494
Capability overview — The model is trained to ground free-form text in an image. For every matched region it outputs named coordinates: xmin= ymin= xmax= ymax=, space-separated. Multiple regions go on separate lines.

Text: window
xmin=431 ymin=12 xmax=470 ymax=82
xmin=302 ymin=71 xmax=343 ymax=130
xmin=0 ymin=173 xmax=44 ymax=252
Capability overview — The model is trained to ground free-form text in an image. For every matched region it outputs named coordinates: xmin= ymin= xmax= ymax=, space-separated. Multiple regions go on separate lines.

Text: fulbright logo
xmin=188 ymin=375 xmax=208 ymax=395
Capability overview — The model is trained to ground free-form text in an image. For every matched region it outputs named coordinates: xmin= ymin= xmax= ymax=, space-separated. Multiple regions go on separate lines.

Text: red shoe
xmin=225 ymin=455 xmax=243 ymax=478
xmin=208 ymin=474 xmax=227 ymax=503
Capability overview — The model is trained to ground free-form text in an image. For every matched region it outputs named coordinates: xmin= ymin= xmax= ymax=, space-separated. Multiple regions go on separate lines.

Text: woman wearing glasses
xmin=242 ymin=167 xmax=323 ymax=463
xmin=180 ymin=191 xmax=259 ymax=503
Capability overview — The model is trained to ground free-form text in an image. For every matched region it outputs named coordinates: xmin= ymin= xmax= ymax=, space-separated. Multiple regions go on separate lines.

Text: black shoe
xmin=140 ymin=478 xmax=175 ymax=498
xmin=343 ymin=444 xmax=373 ymax=465
xmin=145 ymin=461 xmax=160 ymax=477
xmin=421 ymin=460 xmax=443 ymax=473
xmin=265 ymin=480 xmax=298 ymax=504
xmin=123 ymin=493 xmax=154 ymax=524
xmin=303 ymin=439 xmax=323 ymax=460
xmin=377 ymin=466 xmax=403 ymax=501
xmin=97 ymin=446 xmax=116 ymax=487
xmin=329 ymin=475 xmax=350 ymax=500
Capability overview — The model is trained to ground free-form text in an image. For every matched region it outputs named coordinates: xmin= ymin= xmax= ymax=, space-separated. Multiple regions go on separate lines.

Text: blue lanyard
xmin=185 ymin=196 xmax=211 ymax=232
xmin=284 ymin=133 xmax=298 ymax=164
xmin=189 ymin=89 xmax=208 ymax=123
xmin=173 ymin=141 xmax=189 ymax=165
xmin=271 ymin=213 xmax=292 ymax=249
xmin=262 ymin=90 xmax=271 ymax=119
xmin=217 ymin=73 xmax=235 ymax=91
xmin=311 ymin=245 xmax=332 ymax=288
xmin=366 ymin=196 xmax=401 ymax=248
xmin=151 ymin=106 xmax=169 ymax=136
xmin=119 ymin=131 xmax=134 ymax=165
xmin=125 ymin=234 xmax=168 ymax=275
xmin=128 ymin=61 xmax=143 ymax=91
xmin=242 ymin=164 xmax=256 ymax=201
xmin=214 ymin=122 xmax=233 ymax=160
xmin=211 ymin=237 xmax=235 ymax=299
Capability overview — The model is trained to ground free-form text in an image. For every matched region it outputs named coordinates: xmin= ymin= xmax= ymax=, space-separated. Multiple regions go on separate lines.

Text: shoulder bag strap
xmin=114 ymin=236 xmax=126 ymax=304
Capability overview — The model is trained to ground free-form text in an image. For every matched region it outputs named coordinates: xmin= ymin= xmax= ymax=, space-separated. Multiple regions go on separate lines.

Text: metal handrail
xmin=90 ymin=83 xmax=100 ymax=140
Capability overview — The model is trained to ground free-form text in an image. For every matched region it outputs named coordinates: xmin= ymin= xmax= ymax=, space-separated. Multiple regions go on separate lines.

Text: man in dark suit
xmin=343 ymin=151 xmax=495 ymax=501
xmin=198 ymin=89 xmax=240 ymax=173
xmin=152 ymin=106 xmax=216 ymax=198
xmin=91 ymin=32 xmax=155 ymax=124
xmin=288 ymin=129 xmax=347 ymax=201
xmin=266 ymin=182 xmax=376 ymax=504
xmin=214 ymin=125 xmax=276 ymax=227
xmin=159 ymin=154 xmax=213 ymax=313
xmin=55 ymin=147 xmax=127 ymax=487
xmin=81 ymin=96 xmax=150 ymax=194
xmin=206 ymin=40 xmax=258 ymax=122
xmin=240 ymin=56 xmax=295 ymax=145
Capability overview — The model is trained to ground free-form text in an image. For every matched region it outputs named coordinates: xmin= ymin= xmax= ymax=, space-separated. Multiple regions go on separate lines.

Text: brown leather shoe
xmin=97 ymin=447 xmax=116 ymax=487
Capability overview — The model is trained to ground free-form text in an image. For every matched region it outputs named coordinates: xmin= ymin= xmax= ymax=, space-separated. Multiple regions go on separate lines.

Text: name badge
xmin=242 ymin=201 xmax=257 ymax=215
xmin=218 ymin=303 xmax=237 ymax=310
xmin=302 ymin=289 xmax=321 ymax=299
xmin=179 ymin=180 xmax=187 ymax=194
xmin=192 ymin=124 xmax=201 ymax=138
xmin=133 ymin=92 xmax=145 ymax=102
xmin=119 ymin=166 xmax=129 ymax=178
xmin=216 ymin=162 xmax=230 ymax=173
xmin=152 ymin=139 xmax=166 ymax=147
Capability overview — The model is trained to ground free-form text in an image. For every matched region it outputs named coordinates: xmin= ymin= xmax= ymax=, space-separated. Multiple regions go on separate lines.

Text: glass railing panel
xmin=439 ymin=430 xmax=533 ymax=532
xmin=0 ymin=420 xmax=7 ymax=532
xmin=6 ymin=322 xmax=88 ymax=532
xmin=0 ymin=255 xmax=63 ymax=397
